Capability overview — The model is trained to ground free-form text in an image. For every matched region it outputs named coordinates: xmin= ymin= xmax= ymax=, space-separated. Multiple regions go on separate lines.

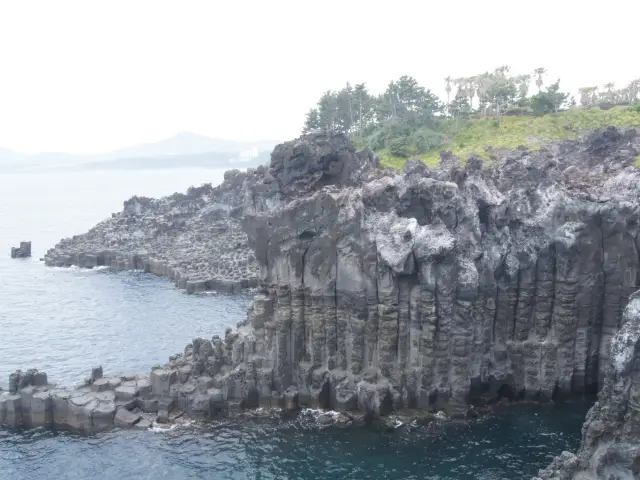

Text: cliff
xmin=200 ymin=127 xmax=640 ymax=417
xmin=537 ymin=292 xmax=640 ymax=479
xmin=15 ymin=129 xmax=640 ymax=460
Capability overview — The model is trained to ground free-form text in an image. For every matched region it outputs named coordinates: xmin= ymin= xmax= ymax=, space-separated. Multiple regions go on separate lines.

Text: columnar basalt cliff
xmin=11 ymin=129 xmax=640 ymax=451
xmin=537 ymin=292 xmax=640 ymax=480
xmin=44 ymin=170 xmax=259 ymax=293
xmin=207 ymin=128 xmax=640 ymax=417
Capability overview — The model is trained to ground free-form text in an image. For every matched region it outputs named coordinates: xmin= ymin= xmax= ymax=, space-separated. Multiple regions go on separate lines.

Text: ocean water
xmin=0 ymin=168 xmax=589 ymax=479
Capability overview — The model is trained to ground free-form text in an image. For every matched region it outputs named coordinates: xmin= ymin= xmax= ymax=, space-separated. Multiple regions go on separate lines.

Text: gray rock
xmin=539 ymin=293 xmax=640 ymax=479
xmin=115 ymin=385 xmax=137 ymax=401
xmin=197 ymin=376 xmax=214 ymax=393
xmin=114 ymin=407 xmax=141 ymax=427
xmin=91 ymin=366 xmax=103 ymax=382
xmin=191 ymin=393 xmax=212 ymax=418
xmin=136 ymin=397 xmax=158 ymax=414
xmin=30 ymin=391 xmax=53 ymax=427
xmin=20 ymin=386 xmax=35 ymax=426
xmin=4 ymin=394 xmax=23 ymax=427
xmin=92 ymin=400 xmax=116 ymax=430
xmin=10 ymin=241 xmax=31 ymax=259
xmin=51 ymin=390 xmax=71 ymax=428
xmin=150 ymin=369 xmax=177 ymax=397
xmin=68 ymin=392 xmax=99 ymax=431
xmin=135 ymin=417 xmax=152 ymax=429
xmin=0 ymin=392 xmax=8 ymax=425
xmin=136 ymin=378 xmax=152 ymax=398
xmin=91 ymin=378 xmax=112 ymax=392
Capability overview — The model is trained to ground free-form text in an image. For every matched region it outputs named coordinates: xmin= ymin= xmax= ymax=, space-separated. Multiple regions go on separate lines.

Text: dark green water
xmin=0 ymin=401 xmax=591 ymax=480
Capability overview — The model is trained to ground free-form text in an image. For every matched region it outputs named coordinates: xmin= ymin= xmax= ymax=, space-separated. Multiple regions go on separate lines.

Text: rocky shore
xmin=9 ymin=128 xmax=640 ymax=475
xmin=44 ymin=171 xmax=260 ymax=293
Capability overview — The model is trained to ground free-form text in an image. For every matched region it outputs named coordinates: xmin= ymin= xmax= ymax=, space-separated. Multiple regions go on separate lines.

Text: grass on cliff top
xmin=377 ymin=106 xmax=640 ymax=169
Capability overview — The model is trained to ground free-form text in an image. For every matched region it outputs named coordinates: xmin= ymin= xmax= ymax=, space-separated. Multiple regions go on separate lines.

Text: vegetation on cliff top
xmin=302 ymin=67 xmax=640 ymax=168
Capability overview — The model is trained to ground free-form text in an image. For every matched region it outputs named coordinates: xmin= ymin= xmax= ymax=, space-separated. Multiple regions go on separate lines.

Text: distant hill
xmin=0 ymin=132 xmax=280 ymax=172
xmin=106 ymin=132 xmax=279 ymax=159
xmin=72 ymin=150 xmax=272 ymax=171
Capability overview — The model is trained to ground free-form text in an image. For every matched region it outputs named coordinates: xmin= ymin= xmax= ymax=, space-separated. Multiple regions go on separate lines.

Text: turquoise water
xmin=0 ymin=168 xmax=589 ymax=479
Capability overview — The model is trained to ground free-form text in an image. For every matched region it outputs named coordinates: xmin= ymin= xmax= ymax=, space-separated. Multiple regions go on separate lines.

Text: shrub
xmin=388 ymin=136 xmax=411 ymax=157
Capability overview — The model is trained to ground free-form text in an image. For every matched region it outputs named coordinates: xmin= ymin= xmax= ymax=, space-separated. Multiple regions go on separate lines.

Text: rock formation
xmin=188 ymin=127 xmax=639 ymax=418
xmin=10 ymin=128 xmax=640 ymax=457
xmin=10 ymin=241 xmax=31 ymax=258
xmin=44 ymin=172 xmax=259 ymax=293
xmin=537 ymin=291 xmax=640 ymax=480
xmin=1 ymin=367 xmax=154 ymax=431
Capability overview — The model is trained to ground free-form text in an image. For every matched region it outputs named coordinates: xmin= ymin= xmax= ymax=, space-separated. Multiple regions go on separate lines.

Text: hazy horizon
xmin=0 ymin=131 xmax=281 ymax=157
xmin=1 ymin=0 xmax=638 ymax=154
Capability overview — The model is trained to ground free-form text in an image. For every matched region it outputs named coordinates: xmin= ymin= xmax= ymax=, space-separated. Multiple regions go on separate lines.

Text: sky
xmin=0 ymin=0 xmax=638 ymax=154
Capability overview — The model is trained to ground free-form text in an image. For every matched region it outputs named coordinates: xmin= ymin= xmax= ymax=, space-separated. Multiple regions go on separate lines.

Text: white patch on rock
xmin=610 ymin=296 xmax=640 ymax=374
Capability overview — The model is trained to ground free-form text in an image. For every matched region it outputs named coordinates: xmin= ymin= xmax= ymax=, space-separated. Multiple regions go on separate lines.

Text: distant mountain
xmin=73 ymin=150 xmax=272 ymax=171
xmin=106 ymin=132 xmax=280 ymax=159
xmin=0 ymin=132 xmax=280 ymax=172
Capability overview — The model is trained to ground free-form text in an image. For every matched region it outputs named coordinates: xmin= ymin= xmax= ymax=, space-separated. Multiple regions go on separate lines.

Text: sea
xmin=0 ymin=167 xmax=590 ymax=479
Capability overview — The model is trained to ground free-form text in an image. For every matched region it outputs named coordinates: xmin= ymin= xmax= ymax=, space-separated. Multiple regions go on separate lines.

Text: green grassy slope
xmin=375 ymin=106 xmax=640 ymax=169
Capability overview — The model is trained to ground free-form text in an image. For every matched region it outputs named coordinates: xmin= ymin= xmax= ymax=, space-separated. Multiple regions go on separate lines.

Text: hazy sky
xmin=0 ymin=0 xmax=637 ymax=154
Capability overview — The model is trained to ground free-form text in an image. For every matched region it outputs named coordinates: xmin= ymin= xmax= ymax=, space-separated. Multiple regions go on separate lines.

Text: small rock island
xmin=10 ymin=241 xmax=31 ymax=259
xmin=4 ymin=128 xmax=640 ymax=478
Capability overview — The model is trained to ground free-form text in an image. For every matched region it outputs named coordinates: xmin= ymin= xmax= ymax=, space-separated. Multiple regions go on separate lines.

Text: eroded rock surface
xmin=0 ymin=368 xmax=154 ymax=431
xmin=195 ymin=127 xmax=640 ymax=418
xmin=44 ymin=171 xmax=260 ymax=293
xmin=25 ymin=129 xmax=640 ymax=444
xmin=537 ymin=292 xmax=640 ymax=480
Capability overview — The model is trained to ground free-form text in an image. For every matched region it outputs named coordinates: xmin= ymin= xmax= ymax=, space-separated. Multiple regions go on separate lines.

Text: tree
xmin=487 ymin=75 xmax=517 ymax=117
xmin=449 ymin=93 xmax=470 ymax=131
xmin=466 ymin=76 xmax=477 ymax=111
xmin=336 ymin=83 xmax=355 ymax=133
xmin=444 ymin=76 xmax=453 ymax=116
xmin=353 ymin=83 xmax=374 ymax=135
xmin=578 ymin=87 xmax=593 ymax=107
xmin=515 ymin=74 xmax=531 ymax=101
xmin=303 ymin=108 xmax=321 ymax=133
xmin=316 ymin=91 xmax=339 ymax=131
xmin=476 ymin=72 xmax=493 ymax=117
xmin=529 ymin=79 xmax=569 ymax=115
xmin=604 ymin=82 xmax=616 ymax=103
xmin=629 ymin=80 xmax=640 ymax=103
xmin=534 ymin=67 xmax=547 ymax=92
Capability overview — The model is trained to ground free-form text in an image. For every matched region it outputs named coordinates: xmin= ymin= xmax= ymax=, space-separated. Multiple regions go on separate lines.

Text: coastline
xmin=9 ymin=129 xmax=640 ymax=478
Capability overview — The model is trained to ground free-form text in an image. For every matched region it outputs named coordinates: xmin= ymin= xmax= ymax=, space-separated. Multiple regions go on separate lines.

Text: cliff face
xmin=159 ymin=128 xmax=640 ymax=418
xmin=39 ymin=129 xmax=640 ymax=424
xmin=45 ymin=129 xmax=640 ymax=417
xmin=537 ymin=292 xmax=640 ymax=480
